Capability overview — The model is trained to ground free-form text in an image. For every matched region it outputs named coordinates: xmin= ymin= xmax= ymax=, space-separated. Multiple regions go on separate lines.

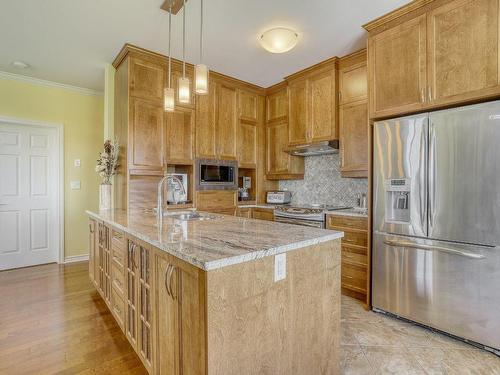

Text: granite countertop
xmin=326 ymin=208 xmax=368 ymax=218
xmin=86 ymin=209 xmax=343 ymax=271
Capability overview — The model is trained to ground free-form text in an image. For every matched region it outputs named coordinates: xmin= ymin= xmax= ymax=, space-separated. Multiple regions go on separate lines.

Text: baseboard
xmin=64 ymin=254 xmax=89 ymax=263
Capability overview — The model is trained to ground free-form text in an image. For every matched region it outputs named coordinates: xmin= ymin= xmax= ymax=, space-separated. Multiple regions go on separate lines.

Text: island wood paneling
xmin=206 ymin=241 xmax=341 ymax=375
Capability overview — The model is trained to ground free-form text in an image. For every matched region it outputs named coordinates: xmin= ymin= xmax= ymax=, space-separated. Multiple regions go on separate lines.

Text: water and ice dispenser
xmin=385 ymin=178 xmax=411 ymax=223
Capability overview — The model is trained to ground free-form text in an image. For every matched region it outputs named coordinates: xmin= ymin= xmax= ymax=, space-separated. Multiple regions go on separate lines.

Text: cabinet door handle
xmin=428 ymin=86 xmax=432 ymax=102
xmin=420 ymin=88 xmax=425 ymax=103
xmin=169 ymin=265 xmax=177 ymax=300
xmin=164 ymin=265 xmax=172 ymax=297
xmin=89 ymin=223 xmax=94 ymax=234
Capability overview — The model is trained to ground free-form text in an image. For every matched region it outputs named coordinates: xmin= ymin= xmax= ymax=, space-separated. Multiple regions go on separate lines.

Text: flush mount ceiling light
xmin=259 ymin=27 xmax=298 ymax=53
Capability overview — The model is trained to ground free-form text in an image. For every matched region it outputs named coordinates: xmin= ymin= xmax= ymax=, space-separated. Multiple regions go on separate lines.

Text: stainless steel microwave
xmin=195 ymin=159 xmax=238 ymax=190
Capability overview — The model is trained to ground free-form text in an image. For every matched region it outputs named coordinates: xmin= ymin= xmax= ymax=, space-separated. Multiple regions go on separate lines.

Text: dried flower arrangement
xmin=95 ymin=139 xmax=119 ymax=185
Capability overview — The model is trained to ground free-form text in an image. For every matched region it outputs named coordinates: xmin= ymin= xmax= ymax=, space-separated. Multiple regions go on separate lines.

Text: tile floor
xmin=341 ymin=296 xmax=500 ymax=374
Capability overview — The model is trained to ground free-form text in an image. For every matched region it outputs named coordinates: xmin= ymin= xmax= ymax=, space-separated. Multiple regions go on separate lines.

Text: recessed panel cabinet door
xmin=195 ymin=83 xmax=217 ymax=159
xmin=427 ymin=0 xmax=500 ymax=106
xmin=309 ymin=69 xmax=336 ymax=141
xmin=217 ymin=85 xmax=238 ymax=160
xmin=130 ymin=98 xmax=164 ymax=170
xmin=238 ymin=122 xmax=257 ymax=167
xmin=239 ymin=90 xmax=258 ymax=123
xmin=340 ymin=101 xmax=368 ymax=177
xmin=266 ymin=122 xmax=290 ymax=175
xmin=266 ymin=89 xmax=288 ymax=123
xmin=369 ymin=14 xmax=427 ymax=118
xmin=288 ymin=79 xmax=308 ymax=145
xmin=165 ymin=109 xmax=194 ymax=164
xmin=130 ymin=57 xmax=165 ymax=102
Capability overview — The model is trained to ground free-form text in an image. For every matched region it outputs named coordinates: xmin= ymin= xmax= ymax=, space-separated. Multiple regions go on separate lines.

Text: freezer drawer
xmin=372 ymin=232 xmax=500 ymax=350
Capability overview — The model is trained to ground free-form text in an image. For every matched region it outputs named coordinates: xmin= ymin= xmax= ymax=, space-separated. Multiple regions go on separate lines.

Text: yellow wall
xmin=0 ymin=76 xmax=104 ymax=258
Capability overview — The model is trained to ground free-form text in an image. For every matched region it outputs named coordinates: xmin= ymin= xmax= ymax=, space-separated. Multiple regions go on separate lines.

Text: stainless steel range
xmin=274 ymin=204 xmax=350 ymax=228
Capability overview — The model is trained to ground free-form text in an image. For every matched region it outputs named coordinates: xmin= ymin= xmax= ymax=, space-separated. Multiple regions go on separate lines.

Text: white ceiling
xmin=0 ymin=0 xmax=409 ymax=91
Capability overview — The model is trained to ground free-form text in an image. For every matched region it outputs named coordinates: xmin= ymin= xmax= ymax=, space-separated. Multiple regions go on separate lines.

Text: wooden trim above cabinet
xmin=284 ymin=56 xmax=338 ymax=82
xmin=113 ymin=44 xmax=266 ymax=95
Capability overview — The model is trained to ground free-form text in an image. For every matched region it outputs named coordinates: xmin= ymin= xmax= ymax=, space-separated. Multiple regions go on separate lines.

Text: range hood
xmin=285 ymin=140 xmax=339 ymax=156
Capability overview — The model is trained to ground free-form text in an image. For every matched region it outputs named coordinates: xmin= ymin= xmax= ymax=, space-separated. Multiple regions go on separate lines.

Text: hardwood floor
xmin=0 ymin=262 xmax=146 ymax=375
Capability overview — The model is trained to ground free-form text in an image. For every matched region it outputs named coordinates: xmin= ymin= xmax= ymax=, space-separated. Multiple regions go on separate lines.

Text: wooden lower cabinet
xmin=88 ymin=219 xmax=96 ymax=284
xmin=235 ymin=206 xmax=252 ymax=218
xmin=88 ymin=221 xmax=341 ymax=374
xmin=252 ymin=207 xmax=274 ymax=221
xmin=327 ymin=214 xmax=369 ymax=306
xmin=96 ymin=222 xmax=111 ymax=304
xmin=155 ymin=253 xmax=206 ymax=375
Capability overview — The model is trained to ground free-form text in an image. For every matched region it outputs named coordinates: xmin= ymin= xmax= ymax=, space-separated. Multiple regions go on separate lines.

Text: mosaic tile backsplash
xmin=279 ymin=154 xmax=368 ymax=207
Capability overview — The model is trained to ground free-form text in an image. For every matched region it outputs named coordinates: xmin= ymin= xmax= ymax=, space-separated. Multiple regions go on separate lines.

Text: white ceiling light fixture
xmin=259 ymin=27 xmax=299 ymax=54
xmin=164 ymin=4 xmax=175 ymax=112
xmin=178 ymin=0 xmax=191 ymax=104
xmin=194 ymin=0 xmax=209 ymax=95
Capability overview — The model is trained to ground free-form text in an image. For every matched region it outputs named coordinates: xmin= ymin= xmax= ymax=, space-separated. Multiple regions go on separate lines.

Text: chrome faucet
xmin=157 ymin=175 xmax=186 ymax=225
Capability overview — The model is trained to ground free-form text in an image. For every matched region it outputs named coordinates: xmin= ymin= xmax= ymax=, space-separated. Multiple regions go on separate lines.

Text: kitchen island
xmin=86 ymin=209 xmax=343 ymax=375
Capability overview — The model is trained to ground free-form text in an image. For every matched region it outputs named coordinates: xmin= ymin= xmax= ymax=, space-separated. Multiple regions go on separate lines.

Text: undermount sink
xmin=158 ymin=210 xmax=218 ymax=221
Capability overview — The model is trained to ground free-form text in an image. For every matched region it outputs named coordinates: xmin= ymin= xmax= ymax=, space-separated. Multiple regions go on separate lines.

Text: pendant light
xmin=164 ymin=4 xmax=175 ymax=112
xmin=178 ymin=0 xmax=191 ymax=104
xmin=195 ymin=0 xmax=209 ymax=95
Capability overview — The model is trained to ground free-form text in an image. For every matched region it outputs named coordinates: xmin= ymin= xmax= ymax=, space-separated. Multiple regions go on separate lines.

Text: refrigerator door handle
xmin=383 ymin=240 xmax=486 ymax=259
xmin=428 ymin=122 xmax=437 ymax=231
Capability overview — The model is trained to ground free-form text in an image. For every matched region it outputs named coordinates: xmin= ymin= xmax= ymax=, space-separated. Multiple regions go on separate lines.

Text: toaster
xmin=266 ymin=191 xmax=292 ymax=204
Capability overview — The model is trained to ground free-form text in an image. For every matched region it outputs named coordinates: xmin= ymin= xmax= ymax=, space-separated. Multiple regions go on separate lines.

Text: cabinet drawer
xmin=111 ymin=286 xmax=126 ymax=330
xmin=342 ymin=262 xmax=367 ymax=292
xmin=327 ymin=215 xmax=367 ymax=231
xmin=342 ymin=230 xmax=368 ymax=248
xmin=342 ymin=245 xmax=367 ymax=266
xmin=112 ymin=259 xmax=125 ymax=296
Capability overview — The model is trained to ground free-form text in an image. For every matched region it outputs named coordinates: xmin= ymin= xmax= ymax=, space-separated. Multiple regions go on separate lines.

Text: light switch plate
xmin=70 ymin=181 xmax=81 ymax=190
xmin=274 ymin=253 xmax=286 ymax=282
xmin=74 ymin=159 xmax=81 ymax=167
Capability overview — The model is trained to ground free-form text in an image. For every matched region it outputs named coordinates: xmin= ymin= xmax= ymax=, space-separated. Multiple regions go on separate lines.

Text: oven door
xmin=274 ymin=216 xmax=325 ymax=228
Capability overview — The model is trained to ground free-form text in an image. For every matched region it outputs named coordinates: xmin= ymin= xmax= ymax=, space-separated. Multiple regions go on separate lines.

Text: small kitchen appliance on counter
xmin=238 ymin=176 xmax=252 ymax=201
xmin=266 ymin=191 xmax=292 ymax=205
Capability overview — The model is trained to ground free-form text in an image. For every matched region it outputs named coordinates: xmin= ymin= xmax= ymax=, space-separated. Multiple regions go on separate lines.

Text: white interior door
xmin=0 ymin=121 xmax=60 ymax=270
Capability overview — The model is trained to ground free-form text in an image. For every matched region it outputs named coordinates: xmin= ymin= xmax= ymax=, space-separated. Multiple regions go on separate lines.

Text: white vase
xmin=99 ymin=184 xmax=112 ymax=210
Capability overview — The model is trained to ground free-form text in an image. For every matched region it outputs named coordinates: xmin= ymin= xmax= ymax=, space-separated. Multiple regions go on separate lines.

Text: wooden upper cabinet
xmin=165 ymin=108 xmax=194 ymax=164
xmin=427 ymin=0 xmax=500 ymax=106
xmin=266 ymin=88 xmax=288 ymax=123
xmin=195 ymin=82 xmax=217 ymax=159
xmin=308 ymin=68 xmax=337 ymax=141
xmin=239 ymin=90 xmax=258 ymax=123
xmin=368 ymin=14 xmax=427 ymax=118
xmin=266 ymin=122 xmax=290 ymax=175
xmin=130 ymin=57 xmax=165 ymax=102
xmin=217 ymin=84 xmax=238 ymax=160
xmin=340 ymin=101 xmax=368 ymax=177
xmin=129 ymin=98 xmax=164 ymax=171
xmin=288 ymin=78 xmax=308 ymax=145
xmin=238 ymin=122 xmax=257 ymax=167
xmin=339 ymin=64 xmax=368 ymax=104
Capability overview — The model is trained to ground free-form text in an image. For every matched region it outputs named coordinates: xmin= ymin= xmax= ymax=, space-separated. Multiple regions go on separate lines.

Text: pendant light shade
xmin=178 ymin=0 xmax=191 ymax=103
xmin=195 ymin=64 xmax=209 ymax=95
xmin=195 ymin=0 xmax=209 ymax=95
xmin=164 ymin=87 xmax=175 ymax=111
xmin=178 ymin=76 xmax=191 ymax=104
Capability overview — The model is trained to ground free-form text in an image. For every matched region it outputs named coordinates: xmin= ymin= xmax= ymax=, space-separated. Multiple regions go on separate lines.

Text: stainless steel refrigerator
xmin=373 ymin=100 xmax=500 ymax=352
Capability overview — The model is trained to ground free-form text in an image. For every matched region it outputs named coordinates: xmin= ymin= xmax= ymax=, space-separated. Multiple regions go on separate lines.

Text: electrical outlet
xmin=70 ymin=181 xmax=81 ymax=190
xmin=274 ymin=253 xmax=286 ymax=282
xmin=74 ymin=159 xmax=81 ymax=167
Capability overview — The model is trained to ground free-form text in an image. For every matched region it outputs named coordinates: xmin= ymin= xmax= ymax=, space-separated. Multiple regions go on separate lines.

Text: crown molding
xmin=0 ymin=70 xmax=103 ymax=96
